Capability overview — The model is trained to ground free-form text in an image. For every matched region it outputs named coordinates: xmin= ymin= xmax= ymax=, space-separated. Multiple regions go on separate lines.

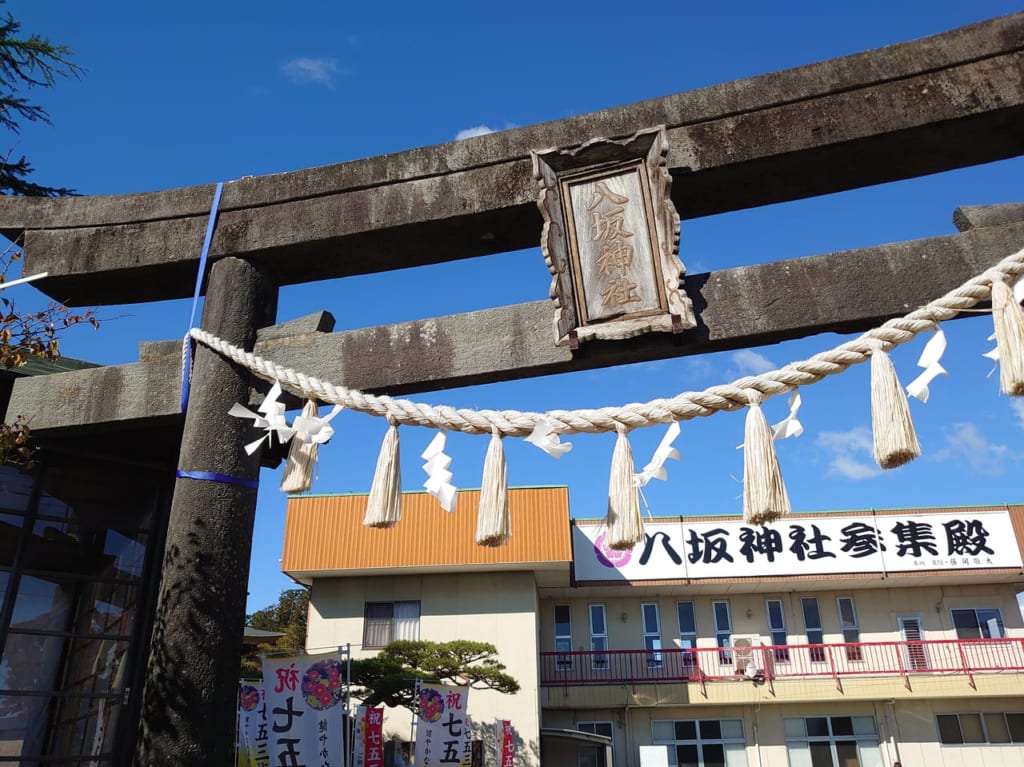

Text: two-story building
xmin=282 ymin=487 xmax=1024 ymax=767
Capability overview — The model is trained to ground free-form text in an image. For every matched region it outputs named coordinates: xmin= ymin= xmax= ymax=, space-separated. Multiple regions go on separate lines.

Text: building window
xmin=937 ymin=712 xmax=1024 ymax=744
xmin=577 ymin=721 xmax=613 ymax=767
xmin=363 ymin=601 xmax=419 ymax=648
xmin=766 ymin=599 xmax=790 ymax=662
xmin=555 ymin=604 xmax=573 ymax=669
xmin=951 ymin=608 xmax=1006 ymax=639
xmin=652 ymin=718 xmax=745 ymax=767
xmin=784 ymin=716 xmax=882 ymax=767
xmin=713 ymin=601 xmax=732 ymax=664
xmin=589 ymin=604 xmax=608 ymax=670
xmin=836 ymin=597 xmax=862 ymax=661
xmin=677 ymin=602 xmax=697 ymax=668
xmin=802 ymin=597 xmax=825 ymax=663
xmin=899 ymin=615 xmax=928 ymax=670
xmin=642 ymin=602 xmax=662 ymax=668
xmin=0 ymin=456 xmax=169 ymax=767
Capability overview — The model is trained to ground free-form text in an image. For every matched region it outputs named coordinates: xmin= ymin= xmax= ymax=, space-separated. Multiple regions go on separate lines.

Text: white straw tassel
xmin=869 ymin=343 xmax=921 ymax=469
xmin=742 ymin=394 xmax=790 ymax=525
xmin=363 ymin=418 xmax=402 ymax=528
xmin=476 ymin=428 xmax=510 ymax=546
xmin=991 ymin=278 xmax=1024 ymax=396
xmin=279 ymin=399 xmax=320 ymax=494
xmin=606 ymin=424 xmax=643 ymax=550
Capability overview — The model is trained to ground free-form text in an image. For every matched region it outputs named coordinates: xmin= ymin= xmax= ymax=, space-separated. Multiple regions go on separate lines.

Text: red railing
xmin=539 ymin=638 xmax=1024 ymax=686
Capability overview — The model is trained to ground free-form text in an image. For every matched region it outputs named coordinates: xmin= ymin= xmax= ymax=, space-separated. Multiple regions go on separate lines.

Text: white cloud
xmin=816 ymin=426 xmax=880 ymax=480
xmin=731 ymin=349 xmax=775 ymax=376
xmin=933 ymin=421 xmax=1011 ymax=476
xmin=282 ymin=57 xmax=342 ymax=88
xmin=455 ymin=125 xmax=495 ymax=140
xmin=1011 ymin=399 xmax=1024 ymax=430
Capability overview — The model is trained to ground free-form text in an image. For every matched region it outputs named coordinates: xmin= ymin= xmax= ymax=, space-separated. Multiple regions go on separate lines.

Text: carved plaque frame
xmin=532 ymin=126 xmax=695 ymax=348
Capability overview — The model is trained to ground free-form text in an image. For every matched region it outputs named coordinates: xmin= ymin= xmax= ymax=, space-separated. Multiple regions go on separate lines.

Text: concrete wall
xmin=307 ymin=571 xmax=541 ymax=766
xmin=537 ymin=583 xmax=1024 ymax=654
xmin=542 ymin=698 xmax=1024 ymax=767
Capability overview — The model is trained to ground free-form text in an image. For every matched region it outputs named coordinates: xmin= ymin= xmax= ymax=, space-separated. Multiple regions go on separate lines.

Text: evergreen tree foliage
xmin=0 ymin=3 xmax=97 ymax=469
xmin=0 ymin=0 xmax=82 ymax=196
xmin=241 ymin=588 xmax=310 ymax=678
xmin=350 ymin=639 xmax=520 ymax=711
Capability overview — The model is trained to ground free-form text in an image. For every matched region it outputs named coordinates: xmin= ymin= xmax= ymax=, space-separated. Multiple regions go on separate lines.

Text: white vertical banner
xmin=460 ymin=715 xmax=473 ymax=767
xmin=414 ymin=682 xmax=470 ymax=767
xmin=262 ymin=654 xmax=347 ymax=767
xmin=236 ymin=682 xmax=268 ymax=767
xmin=352 ymin=705 xmax=366 ymax=767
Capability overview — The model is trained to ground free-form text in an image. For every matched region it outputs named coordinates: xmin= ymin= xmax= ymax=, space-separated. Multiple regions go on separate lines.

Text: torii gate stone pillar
xmin=135 ymin=257 xmax=277 ymax=766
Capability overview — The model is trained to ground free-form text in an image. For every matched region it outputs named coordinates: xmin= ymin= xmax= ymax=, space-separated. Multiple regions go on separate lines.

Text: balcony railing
xmin=539 ymin=638 xmax=1024 ymax=688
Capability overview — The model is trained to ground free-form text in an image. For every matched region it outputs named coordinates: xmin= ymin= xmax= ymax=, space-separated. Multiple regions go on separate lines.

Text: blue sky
xmin=7 ymin=1 xmax=1024 ymax=612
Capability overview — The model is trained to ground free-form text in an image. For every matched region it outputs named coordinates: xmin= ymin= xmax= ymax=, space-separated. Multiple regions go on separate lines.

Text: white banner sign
xmin=573 ymin=510 xmax=1022 ymax=582
xmin=261 ymin=654 xmax=346 ymax=767
xmin=415 ymin=683 xmax=470 ymax=767
xmin=237 ymin=682 xmax=268 ymax=767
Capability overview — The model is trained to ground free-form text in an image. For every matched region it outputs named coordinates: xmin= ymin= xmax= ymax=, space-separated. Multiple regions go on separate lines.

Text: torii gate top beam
xmin=1 ymin=13 xmax=1022 ymax=306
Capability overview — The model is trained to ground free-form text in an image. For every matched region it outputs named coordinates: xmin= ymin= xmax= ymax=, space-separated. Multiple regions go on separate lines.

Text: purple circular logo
xmin=594 ymin=532 xmax=632 ymax=568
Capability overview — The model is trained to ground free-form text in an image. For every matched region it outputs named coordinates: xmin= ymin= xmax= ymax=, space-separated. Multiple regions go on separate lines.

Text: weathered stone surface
xmin=954 ymin=203 xmax=1024 ymax=231
xmin=12 ymin=214 xmax=1023 ymax=431
xmin=136 ymin=257 xmax=277 ymax=766
xmin=3 ymin=14 xmax=1021 ymax=305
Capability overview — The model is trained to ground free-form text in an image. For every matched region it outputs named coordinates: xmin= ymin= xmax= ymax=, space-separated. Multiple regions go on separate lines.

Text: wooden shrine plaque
xmin=532 ymin=126 xmax=696 ymax=347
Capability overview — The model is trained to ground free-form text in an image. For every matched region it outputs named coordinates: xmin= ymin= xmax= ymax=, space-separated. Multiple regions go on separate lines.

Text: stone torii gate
xmin=1 ymin=12 xmax=1022 ymax=766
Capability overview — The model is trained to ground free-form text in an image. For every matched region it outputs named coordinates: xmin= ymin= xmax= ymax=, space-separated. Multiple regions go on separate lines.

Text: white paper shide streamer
xmin=421 ymin=431 xmax=457 ymax=512
xmin=770 ymin=390 xmax=804 ymax=441
xmin=228 ymin=382 xmax=295 ymax=455
xmin=280 ymin=400 xmax=344 ymax=493
xmin=634 ymin=422 xmax=681 ymax=487
xmin=906 ymin=327 xmax=947 ymax=403
xmin=524 ymin=417 xmax=573 ymax=458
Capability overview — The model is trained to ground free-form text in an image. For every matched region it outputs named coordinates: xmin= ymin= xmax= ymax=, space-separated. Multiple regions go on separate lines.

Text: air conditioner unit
xmin=731 ymin=635 xmax=762 ymax=673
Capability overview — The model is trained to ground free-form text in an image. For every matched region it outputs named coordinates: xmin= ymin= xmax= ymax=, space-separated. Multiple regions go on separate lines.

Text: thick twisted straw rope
xmin=192 ymin=245 xmax=1024 ymax=437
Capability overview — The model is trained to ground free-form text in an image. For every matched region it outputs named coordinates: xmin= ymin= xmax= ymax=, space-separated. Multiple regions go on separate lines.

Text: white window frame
xmin=577 ymin=721 xmax=614 ymax=767
xmin=651 ymin=718 xmax=745 ymax=767
xmin=713 ymin=600 xmax=732 ymax=664
xmin=765 ymin=598 xmax=790 ymax=663
xmin=642 ymin=602 xmax=663 ymax=668
xmin=677 ymin=601 xmax=697 ymax=668
xmin=589 ymin=603 xmax=609 ymax=670
xmin=836 ymin=596 xmax=862 ymax=661
xmin=784 ymin=715 xmax=881 ymax=767
xmin=555 ymin=604 xmax=573 ymax=669
xmin=898 ymin=615 xmax=928 ymax=671
xmin=802 ymin=596 xmax=825 ymax=663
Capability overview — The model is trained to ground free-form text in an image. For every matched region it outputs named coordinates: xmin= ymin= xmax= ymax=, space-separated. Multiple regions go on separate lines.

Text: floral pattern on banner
xmin=415 ymin=682 xmax=470 ymax=767
xmin=236 ymin=682 xmax=268 ymax=767
xmin=261 ymin=654 xmax=347 ymax=767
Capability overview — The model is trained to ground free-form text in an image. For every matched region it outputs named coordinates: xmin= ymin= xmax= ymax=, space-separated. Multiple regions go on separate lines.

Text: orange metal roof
xmin=283 ymin=486 xmax=572 ymax=576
